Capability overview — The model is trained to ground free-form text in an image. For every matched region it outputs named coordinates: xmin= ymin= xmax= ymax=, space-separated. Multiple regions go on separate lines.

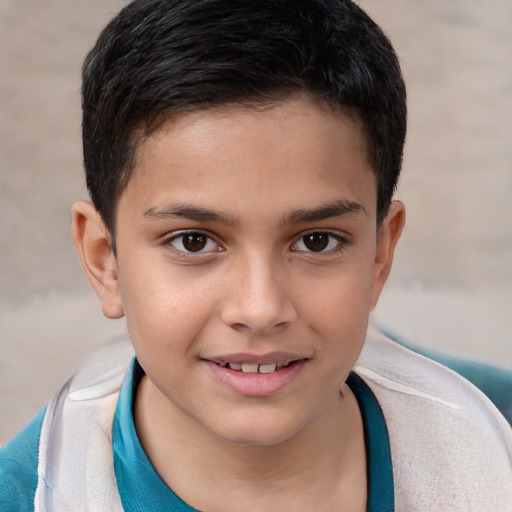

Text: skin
xmin=72 ymin=95 xmax=405 ymax=511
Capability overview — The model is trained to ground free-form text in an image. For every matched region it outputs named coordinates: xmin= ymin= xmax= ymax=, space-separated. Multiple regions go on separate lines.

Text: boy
xmin=1 ymin=0 xmax=511 ymax=510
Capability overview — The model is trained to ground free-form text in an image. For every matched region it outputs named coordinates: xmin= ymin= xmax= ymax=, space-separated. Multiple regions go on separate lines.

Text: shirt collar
xmin=112 ymin=359 xmax=394 ymax=512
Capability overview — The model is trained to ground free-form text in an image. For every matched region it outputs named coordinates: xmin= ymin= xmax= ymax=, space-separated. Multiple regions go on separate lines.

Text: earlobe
xmin=370 ymin=201 xmax=406 ymax=309
xmin=71 ymin=200 xmax=124 ymax=319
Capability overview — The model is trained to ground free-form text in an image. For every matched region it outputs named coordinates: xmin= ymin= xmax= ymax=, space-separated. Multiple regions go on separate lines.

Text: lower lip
xmin=204 ymin=360 xmax=307 ymax=397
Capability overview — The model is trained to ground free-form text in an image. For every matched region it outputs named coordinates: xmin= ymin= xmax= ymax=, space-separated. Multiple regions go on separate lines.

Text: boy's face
xmin=75 ymin=95 xmax=403 ymax=446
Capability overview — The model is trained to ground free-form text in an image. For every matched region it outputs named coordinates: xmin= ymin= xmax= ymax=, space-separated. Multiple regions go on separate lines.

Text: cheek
xmin=316 ymin=286 xmax=371 ymax=356
xmin=305 ymin=255 xmax=374 ymax=324
xmin=302 ymin=257 xmax=374 ymax=360
xmin=117 ymin=255 xmax=219 ymax=357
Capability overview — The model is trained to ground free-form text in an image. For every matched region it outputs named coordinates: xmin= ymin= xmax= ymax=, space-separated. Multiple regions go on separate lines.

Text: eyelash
xmin=164 ymin=230 xmax=222 ymax=255
xmin=290 ymin=231 xmax=350 ymax=254
xmin=164 ymin=230 xmax=349 ymax=256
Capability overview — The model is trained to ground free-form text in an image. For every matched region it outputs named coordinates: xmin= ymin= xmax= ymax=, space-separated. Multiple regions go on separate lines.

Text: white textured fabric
xmin=34 ymin=331 xmax=512 ymax=511
xmin=34 ymin=341 xmax=133 ymax=512
xmin=357 ymin=328 xmax=512 ymax=512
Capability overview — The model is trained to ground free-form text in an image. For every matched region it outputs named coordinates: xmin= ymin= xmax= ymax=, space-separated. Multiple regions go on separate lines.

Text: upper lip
xmin=204 ymin=352 xmax=309 ymax=365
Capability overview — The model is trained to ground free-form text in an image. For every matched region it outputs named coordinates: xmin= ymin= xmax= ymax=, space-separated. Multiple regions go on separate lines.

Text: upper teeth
xmin=219 ymin=361 xmax=292 ymax=373
xmin=258 ymin=363 xmax=277 ymax=374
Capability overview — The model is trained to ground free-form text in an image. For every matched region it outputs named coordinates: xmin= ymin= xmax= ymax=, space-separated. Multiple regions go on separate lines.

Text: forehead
xmin=120 ymin=96 xmax=376 ymax=222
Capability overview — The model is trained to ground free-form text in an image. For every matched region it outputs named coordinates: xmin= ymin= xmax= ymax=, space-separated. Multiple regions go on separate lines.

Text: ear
xmin=370 ymin=200 xmax=406 ymax=310
xmin=71 ymin=200 xmax=124 ymax=319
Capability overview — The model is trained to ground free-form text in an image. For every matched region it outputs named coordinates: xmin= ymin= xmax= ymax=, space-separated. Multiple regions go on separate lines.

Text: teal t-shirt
xmin=0 ymin=406 xmax=47 ymax=512
xmin=0 ymin=360 xmax=394 ymax=511
xmin=113 ymin=361 xmax=394 ymax=512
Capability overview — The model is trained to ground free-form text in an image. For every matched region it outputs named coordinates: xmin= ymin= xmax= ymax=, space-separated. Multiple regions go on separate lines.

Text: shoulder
xmin=356 ymin=328 xmax=512 ymax=509
xmin=357 ymin=327 xmax=512 ymax=433
xmin=32 ymin=339 xmax=133 ymax=511
xmin=0 ymin=339 xmax=134 ymax=512
xmin=0 ymin=407 xmax=47 ymax=512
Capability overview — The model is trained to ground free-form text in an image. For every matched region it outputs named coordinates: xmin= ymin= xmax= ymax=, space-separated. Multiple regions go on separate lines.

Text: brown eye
xmin=302 ymin=233 xmax=330 ymax=252
xmin=169 ymin=231 xmax=218 ymax=253
xmin=291 ymin=231 xmax=347 ymax=253
xmin=182 ymin=233 xmax=208 ymax=252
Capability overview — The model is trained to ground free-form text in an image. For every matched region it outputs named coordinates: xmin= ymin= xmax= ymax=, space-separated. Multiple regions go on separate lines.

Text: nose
xmin=220 ymin=254 xmax=298 ymax=334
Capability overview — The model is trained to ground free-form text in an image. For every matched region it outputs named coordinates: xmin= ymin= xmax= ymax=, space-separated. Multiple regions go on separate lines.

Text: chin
xmin=206 ymin=413 xmax=306 ymax=448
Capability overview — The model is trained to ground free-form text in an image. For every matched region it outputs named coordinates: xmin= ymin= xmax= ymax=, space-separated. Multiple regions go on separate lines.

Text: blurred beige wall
xmin=362 ymin=0 xmax=512 ymax=362
xmin=1 ymin=0 xmax=511 ymax=442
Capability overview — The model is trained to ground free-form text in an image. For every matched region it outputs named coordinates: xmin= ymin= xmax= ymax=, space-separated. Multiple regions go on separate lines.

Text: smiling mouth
xmin=215 ymin=360 xmax=301 ymax=374
xmin=205 ymin=357 xmax=309 ymax=395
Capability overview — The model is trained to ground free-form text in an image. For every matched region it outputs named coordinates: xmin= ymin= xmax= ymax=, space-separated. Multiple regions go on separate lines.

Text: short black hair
xmin=82 ymin=0 xmax=406 ymax=239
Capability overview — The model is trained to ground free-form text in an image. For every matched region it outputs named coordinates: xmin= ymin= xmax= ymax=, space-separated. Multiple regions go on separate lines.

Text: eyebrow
xmin=143 ymin=204 xmax=238 ymax=226
xmin=283 ymin=200 xmax=366 ymax=226
xmin=143 ymin=199 xmax=365 ymax=227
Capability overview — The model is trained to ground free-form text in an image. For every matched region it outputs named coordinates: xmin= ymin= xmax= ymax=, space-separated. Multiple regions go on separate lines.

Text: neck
xmin=135 ymin=376 xmax=366 ymax=512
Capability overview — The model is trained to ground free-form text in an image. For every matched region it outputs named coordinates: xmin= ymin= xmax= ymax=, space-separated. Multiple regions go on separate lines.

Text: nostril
xmin=231 ymin=322 xmax=250 ymax=332
xmin=229 ymin=320 xmax=290 ymax=334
